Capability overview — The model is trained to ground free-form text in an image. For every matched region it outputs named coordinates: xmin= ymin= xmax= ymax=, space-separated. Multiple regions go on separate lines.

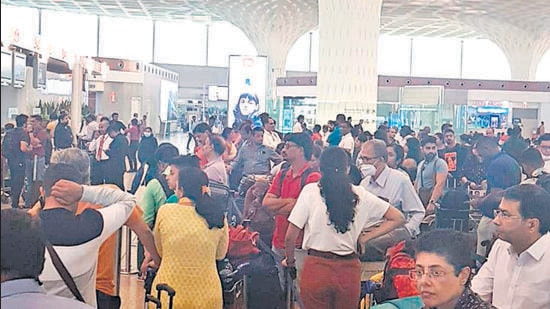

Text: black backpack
xmin=2 ymin=129 xmax=23 ymax=162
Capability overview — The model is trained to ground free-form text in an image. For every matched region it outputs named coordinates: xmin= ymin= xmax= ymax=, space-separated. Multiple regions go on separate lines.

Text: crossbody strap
xmin=45 ymin=242 xmax=85 ymax=303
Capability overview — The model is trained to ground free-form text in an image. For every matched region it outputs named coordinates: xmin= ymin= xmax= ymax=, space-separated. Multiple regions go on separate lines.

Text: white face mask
xmin=360 ymin=164 xmax=376 ymax=178
xmin=143 ymin=132 xmax=152 ymax=137
xmin=542 ymin=154 xmax=550 ymax=161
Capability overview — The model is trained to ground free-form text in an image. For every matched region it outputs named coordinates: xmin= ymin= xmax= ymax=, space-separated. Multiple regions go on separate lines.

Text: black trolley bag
xmin=144 ymin=267 xmax=176 ymax=309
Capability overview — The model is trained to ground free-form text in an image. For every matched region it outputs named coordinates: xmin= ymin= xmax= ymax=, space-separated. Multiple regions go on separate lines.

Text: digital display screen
xmin=227 ymin=55 xmax=267 ymax=128
xmin=13 ymin=52 xmax=27 ymax=84
xmin=1 ymin=50 xmax=12 ymax=84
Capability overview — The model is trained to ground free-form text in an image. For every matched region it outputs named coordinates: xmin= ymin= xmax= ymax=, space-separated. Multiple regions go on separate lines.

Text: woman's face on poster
xmin=238 ymin=96 xmax=258 ymax=116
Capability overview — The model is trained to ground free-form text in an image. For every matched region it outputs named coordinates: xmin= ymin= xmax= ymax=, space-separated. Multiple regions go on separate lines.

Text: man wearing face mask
xmin=359 ymin=140 xmax=425 ymax=261
xmin=537 ymin=134 xmax=550 ymax=170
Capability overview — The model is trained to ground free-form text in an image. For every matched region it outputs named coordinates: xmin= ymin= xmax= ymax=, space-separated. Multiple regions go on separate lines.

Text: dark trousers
xmin=127 ymin=140 xmax=139 ymax=171
xmin=96 ymin=290 xmax=121 ymax=309
xmin=8 ymin=161 xmax=25 ymax=209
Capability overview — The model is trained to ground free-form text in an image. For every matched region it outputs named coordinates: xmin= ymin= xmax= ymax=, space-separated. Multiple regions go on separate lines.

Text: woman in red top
xmin=311 ymin=124 xmax=323 ymax=142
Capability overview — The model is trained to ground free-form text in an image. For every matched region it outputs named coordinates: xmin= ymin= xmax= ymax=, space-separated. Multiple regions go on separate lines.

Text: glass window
xmin=99 ymin=16 xmax=153 ymax=62
xmin=378 ymin=35 xmax=411 ymax=76
xmin=411 ymin=37 xmax=461 ymax=78
xmin=42 ymin=10 xmax=97 ymax=57
xmin=535 ymin=49 xmax=550 ymax=81
xmin=286 ymin=31 xmax=312 ymax=72
xmin=155 ymin=20 xmax=207 ymax=65
xmin=207 ymin=22 xmax=256 ymax=67
xmin=462 ymin=39 xmax=510 ymax=80
xmin=1 ymin=5 xmax=39 ymax=47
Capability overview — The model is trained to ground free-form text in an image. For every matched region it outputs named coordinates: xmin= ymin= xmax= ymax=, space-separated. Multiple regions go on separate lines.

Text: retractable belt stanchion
xmin=115 ymin=228 xmax=122 ymax=296
xmin=120 ymin=227 xmax=135 ymax=274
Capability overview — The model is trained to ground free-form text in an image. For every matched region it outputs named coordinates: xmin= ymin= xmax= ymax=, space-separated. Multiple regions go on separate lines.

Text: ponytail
xmin=179 ymin=167 xmax=225 ymax=229
xmin=319 ymin=148 xmax=358 ymax=234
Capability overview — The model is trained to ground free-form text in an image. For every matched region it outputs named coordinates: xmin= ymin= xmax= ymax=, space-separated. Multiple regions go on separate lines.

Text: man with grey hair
xmin=359 ymin=139 xmax=425 ymax=261
xmin=30 ymin=148 xmax=160 ymax=307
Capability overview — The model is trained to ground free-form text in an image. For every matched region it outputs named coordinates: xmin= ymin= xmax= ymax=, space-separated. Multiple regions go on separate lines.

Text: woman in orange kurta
xmin=153 ymin=167 xmax=228 ymax=309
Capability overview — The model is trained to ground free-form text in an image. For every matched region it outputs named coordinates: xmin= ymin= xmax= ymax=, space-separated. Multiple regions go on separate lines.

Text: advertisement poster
xmin=227 ymin=55 xmax=267 ymax=128
xmin=160 ymin=80 xmax=178 ymax=121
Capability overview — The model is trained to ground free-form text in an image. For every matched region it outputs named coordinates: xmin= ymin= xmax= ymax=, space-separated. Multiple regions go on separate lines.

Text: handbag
xmin=45 ymin=242 xmax=85 ymax=303
xmin=134 ymin=163 xmax=149 ymax=209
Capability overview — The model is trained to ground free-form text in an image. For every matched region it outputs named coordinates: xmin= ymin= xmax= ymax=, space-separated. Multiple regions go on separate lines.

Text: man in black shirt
xmin=110 ymin=112 xmax=127 ymax=133
xmin=2 ymin=114 xmax=30 ymax=208
xmin=53 ymin=112 xmax=73 ymax=150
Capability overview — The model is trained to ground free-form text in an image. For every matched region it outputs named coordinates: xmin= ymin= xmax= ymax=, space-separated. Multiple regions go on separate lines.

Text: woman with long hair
xmin=152 ymin=167 xmax=228 ymax=308
xmin=284 ymin=147 xmax=404 ymax=309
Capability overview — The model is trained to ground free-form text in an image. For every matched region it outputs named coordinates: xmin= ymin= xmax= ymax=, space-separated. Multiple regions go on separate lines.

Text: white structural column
xmin=317 ymin=0 xmax=383 ymax=131
xmin=70 ymin=57 xmax=83 ymax=145
xmin=500 ymin=37 xmax=550 ymax=81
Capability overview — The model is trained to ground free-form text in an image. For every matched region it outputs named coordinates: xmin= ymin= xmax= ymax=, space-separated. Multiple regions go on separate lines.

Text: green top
xmin=142 ymin=178 xmax=168 ymax=227
xmin=166 ymin=194 xmax=178 ymax=204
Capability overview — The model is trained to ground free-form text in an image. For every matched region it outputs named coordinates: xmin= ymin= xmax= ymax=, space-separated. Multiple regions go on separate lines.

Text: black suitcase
xmin=144 ymin=268 xmax=176 ymax=309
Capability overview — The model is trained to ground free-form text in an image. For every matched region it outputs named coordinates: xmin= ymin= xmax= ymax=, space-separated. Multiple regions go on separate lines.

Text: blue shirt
xmin=1 ymin=279 xmax=93 ymax=308
xmin=480 ymin=151 xmax=521 ymax=218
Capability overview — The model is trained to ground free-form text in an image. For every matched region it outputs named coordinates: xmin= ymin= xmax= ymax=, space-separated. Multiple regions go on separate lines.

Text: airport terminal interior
xmin=1 ymin=0 xmax=549 ymax=308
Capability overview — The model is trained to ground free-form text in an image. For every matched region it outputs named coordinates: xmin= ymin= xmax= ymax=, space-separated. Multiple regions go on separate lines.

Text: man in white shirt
xmin=87 ymin=118 xmax=112 ymax=185
xmin=471 ymin=184 xmax=550 ymax=309
xmin=263 ymin=117 xmax=282 ymax=149
xmin=292 ymin=115 xmax=304 ymax=133
xmin=338 ymin=121 xmax=354 ymax=155
xmin=359 ymin=140 xmax=425 ymax=261
xmin=38 ymin=163 xmax=136 ymax=307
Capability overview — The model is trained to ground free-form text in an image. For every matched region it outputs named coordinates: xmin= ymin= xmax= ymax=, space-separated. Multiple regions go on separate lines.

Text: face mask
xmin=144 ymin=132 xmax=152 ymax=137
xmin=425 ymin=153 xmax=436 ymax=162
xmin=542 ymin=154 xmax=550 ymax=161
xmin=360 ymin=164 xmax=376 ymax=178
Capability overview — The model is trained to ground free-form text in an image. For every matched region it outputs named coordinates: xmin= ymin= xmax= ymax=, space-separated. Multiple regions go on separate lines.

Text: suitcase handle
xmin=156 ymin=283 xmax=176 ymax=297
xmin=156 ymin=283 xmax=176 ymax=309
xmin=145 ymin=295 xmax=161 ymax=308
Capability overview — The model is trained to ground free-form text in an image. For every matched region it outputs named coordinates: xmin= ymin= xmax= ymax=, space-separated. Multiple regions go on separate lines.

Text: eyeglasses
xmin=359 ymin=155 xmax=379 ymax=162
xmin=409 ymin=269 xmax=448 ymax=281
xmin=284 ymin=143 xmax=300 ymax=149
xmin=493 ymin=209 xmax=522 ymax=220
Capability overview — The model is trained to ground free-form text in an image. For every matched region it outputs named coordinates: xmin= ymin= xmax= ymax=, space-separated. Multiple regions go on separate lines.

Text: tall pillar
xmin=71 ymin=57 xmax=83 ymax=145
xmin=500 ymin=38 xmax=549 ymax=81
xmin=317 ymin=0 xmax=383 ymax=131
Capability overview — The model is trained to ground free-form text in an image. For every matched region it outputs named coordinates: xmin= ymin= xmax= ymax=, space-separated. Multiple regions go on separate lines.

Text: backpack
xmin=2 ymin=129 xmax=22 ymax=162
xmin=374 ymin=240 xmax=419 ymax=303
xmin=277 ymin=162 xmax=313 ymax=192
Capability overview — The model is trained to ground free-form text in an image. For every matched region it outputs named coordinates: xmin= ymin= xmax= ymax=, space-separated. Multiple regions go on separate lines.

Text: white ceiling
xmin=2 ymin=0 xmax=550 ymax=40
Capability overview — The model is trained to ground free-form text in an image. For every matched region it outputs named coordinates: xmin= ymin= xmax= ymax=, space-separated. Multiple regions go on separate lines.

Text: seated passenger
xmin=230 ymin=126 xmax=282 ymax=179
xmin=1 ymin=209 xmax=93 ymax=308
xmin=471 ymin=184 xmax=550 ymax=309
xmin=152 ymin=167 xmax=228 ymax=308
xmin=413 ymin=230 xmax=495 ymax=309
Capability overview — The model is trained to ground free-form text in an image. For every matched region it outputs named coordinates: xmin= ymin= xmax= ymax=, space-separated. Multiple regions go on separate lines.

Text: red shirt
xmin=126 ymin=126 xmax=140 ymax=141
xmin=268 ymin=163 xmax=321 ymax=249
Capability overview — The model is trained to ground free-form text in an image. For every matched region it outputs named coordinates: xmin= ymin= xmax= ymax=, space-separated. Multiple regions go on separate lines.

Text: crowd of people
xmin=1 ymin=110 xmax=549 ymax=309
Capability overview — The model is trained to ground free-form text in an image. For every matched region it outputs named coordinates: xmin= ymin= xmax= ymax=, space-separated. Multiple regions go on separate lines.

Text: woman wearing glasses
xmin=283 ymin=147 xmax=405 ymax=309
xmin=413 ymin=230 xmax=495 ymax=309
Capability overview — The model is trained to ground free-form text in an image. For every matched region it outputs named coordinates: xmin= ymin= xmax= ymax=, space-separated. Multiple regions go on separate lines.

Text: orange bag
xmin=227 ymin=225 xmax=260 ymax=259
